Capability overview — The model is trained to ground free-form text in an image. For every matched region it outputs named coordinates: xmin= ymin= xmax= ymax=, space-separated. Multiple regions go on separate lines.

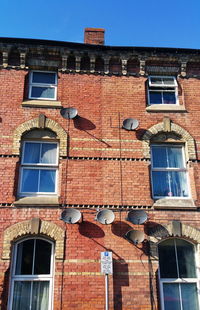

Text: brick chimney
xmin=84 ymin=28 xmax=105 ymax=45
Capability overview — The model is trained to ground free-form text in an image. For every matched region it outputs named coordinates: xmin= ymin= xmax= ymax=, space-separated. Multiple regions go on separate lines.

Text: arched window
xmin=18 ymin=129 xmax=59 ymax=196
xmin=158 ymin=238 xmax=199 ymax=310
xmin=9 ymin=238 xmax=54 ymax=310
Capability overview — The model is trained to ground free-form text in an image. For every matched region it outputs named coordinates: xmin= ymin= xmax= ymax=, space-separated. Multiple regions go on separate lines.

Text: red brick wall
xmin=1 ymin=68 xmax=200 ymax=309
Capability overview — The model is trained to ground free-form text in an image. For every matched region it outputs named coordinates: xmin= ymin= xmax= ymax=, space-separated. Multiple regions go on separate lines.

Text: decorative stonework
xmin=2 ymin=218 xmax=65 ymax=260
xmin=148 ymin=221 xmax=200 ymax=258
xmin=142 ymin=120 xmax=196 ymax=160
xmin=12 ymin=115 xmax=67 ymax=156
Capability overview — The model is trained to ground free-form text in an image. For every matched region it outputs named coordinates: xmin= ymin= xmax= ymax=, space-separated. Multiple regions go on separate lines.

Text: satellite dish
xmin=127 ymin=210 xmax=148 ymax=225
xmin=60 ymin=107 xmax=78 ymax=119
xmin=60 ymin=209 xmax=81 ymax=224
xmin=96 ymin=209 xmax=115 ymax=225
xmin=122 ymin=118 xmax=139 ymax=131
xmin=125 ymin=229 xmax=144 ymax=245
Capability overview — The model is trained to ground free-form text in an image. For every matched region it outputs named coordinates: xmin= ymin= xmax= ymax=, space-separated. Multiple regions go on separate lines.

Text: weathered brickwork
xmin=1 ymin=34 xmax=200 ymax=310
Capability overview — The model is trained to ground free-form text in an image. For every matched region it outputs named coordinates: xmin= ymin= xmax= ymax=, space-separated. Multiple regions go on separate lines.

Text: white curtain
xmin=12 ymin=281 xmax=49 ymax=310
xmin=41 ymin=143 xmax=57 ymax=164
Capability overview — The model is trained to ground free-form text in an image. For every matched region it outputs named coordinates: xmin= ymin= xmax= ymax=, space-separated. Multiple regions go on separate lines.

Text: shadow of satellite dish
xmin=111 ymin=221 xmax=133 ymax=238
xmin=144 ymin=221 xmax=169 ymax=238
xmin=79 ymin=221 xmax=105 ymax=238
xmin=73 ymin=116 xmax=96 ymax=131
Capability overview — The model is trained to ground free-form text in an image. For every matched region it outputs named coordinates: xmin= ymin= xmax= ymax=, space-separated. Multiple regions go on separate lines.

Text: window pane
xmin=31 ymin=86 xmax=55 ymax=99
xmin=158 ymin=239 xmax=178 ymax=278
xmin=163 ymin=92 xmax=176 ymax=104
xmin=41 ymin=143 xmax=57 ymax=164
xmin=34 ymin=240 xmax=52 ymax=274
xmin=32 ymin=72 xmax=56 ymax=84
xmin=152 ymin=171 xmax=188 ymax=197
xmin=163 ymin=283 xmax=181 ymax=310
xmin=168 ymin=171 xmax=188 ymax=197
xmin=166 ymin=147 xmax=184 ymax=168
xmin=16 ymin=240 xmax=34 ymax=275
xmin=162 ymin=77 xmax=175 ymax=85
xmin=23 ymin=143 xmax=40 ymax=164
xmin=12 ymin=281 xmax=31 ymax=310
xmin=32 ymin=281 xmax=49 ymax=310
xmin=21 ymin=169 xmax=39 ymax=193
xmin=152 ymin=171 xmax=171 ymax=197
xmin=150 ymin=77 xmax=162 ymax=85
xmin=176 ymin=239 xmax=196 ymax=278
xmin=149 ymin=91 xmax=162 ymax=104
xmin=152 ymin=146 xmax=167 ymax=168
xmin=39 ymin=170 xmax=56 ymax=192
xmin=152 ymin=146 xmax=184 ymax=168
xmin=181 ymin=283 xmax=199 ymax=310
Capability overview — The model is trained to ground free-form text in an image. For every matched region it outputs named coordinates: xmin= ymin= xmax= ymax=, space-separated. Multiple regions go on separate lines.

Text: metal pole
xmin=105 ymin=274 xmax=109 ymax=310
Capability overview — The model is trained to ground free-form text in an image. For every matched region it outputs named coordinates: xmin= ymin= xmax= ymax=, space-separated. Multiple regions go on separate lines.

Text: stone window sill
xmin=22 ymin=100 xmax=62 ymax=108
xmin=153 ymin=198 xmax=196 ymax=210
xmin=14 ymin=196 xmax=59 ymax=206
xmin=146 ymin=104 xmax=186 ymax=113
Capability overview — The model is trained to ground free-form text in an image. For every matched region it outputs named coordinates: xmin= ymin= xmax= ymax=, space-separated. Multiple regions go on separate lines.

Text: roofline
xmin=1 ymin=37 xmax=200 ymax=55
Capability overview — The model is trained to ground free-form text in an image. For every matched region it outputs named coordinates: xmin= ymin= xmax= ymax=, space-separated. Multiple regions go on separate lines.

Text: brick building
xmin=0 ymin=28 xmax=200 ymax=310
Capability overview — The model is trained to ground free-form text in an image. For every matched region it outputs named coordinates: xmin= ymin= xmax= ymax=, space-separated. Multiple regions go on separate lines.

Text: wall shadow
xmin=111 ymin=221 xmax=133 ymax=238
xmin=144 ymin=221 xmax=169 ymax=238
xmin=73 ymin=116 xmax=96 ymax=131
xmin=13 ymin=160 xmax=20 ymax=197
xmin=73 ymin=116 xmax=111 ymax=148
xmin=113 ymin=258 xmax=129 ymax=310
xmin=78 ymin=221 xmax=105 ymax=238
xmin=1 ymin=268 xmax=10 ymax=310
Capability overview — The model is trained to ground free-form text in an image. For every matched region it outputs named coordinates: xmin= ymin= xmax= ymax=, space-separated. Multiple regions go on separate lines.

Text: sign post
xmin=101 ymin=252 xmax=113 ymax=310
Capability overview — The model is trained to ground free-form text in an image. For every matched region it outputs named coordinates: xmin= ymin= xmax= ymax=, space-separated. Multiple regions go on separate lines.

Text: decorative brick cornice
xmin=2 ymin=218 xmax=65 ymax=260
xmin=12 ymin=115 xmax=67 ymax=156
xmin=1 ymin=38 xmax=200 ymax=76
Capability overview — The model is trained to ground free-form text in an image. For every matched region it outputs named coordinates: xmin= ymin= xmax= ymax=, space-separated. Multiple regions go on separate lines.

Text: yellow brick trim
xmin=63 ymin=259 xmax=152 ymax=263
xmin=142 ymin=121 xmax=196 ymax=159
xmin=72 ymin=138 xmax=139 ymax=143
xmin=55 ymin=271 xmax=149 ymax=276
xmin=71 ymin=147 xmax=141 ymax=152
xmin=12 ymin=116 xmax=67 ymax=156
xmin=2 ymin=219 xmax=65 ymax=260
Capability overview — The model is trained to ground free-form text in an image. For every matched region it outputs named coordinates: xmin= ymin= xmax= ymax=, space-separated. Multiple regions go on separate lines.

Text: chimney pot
xmin=84 ymin=28 xmax=105 ymax=45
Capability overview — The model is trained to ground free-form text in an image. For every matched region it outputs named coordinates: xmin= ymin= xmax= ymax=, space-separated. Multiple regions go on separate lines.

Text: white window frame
xmin=151 ymin=144 xmax=190 ymax=199
xmin=28 ymin=71 xmax=57 ymax=100
xmin=158 ymin=239 xmax=200 ymax=310
xmin=8 ymin=237 xmax=54 ymax=310
xmin=19 ymin=141 xmax=59 ymax=196
xmin=148 ymin=76 xmax=179 ymax=105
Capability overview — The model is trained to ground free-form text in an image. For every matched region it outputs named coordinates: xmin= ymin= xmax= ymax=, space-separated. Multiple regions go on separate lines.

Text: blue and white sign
xmin=101 ymin=251 xmax=113 ymax=275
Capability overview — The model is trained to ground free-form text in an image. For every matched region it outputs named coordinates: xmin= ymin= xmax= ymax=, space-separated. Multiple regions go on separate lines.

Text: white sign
xmin=101 ymin=251 xmax=113 ymax=275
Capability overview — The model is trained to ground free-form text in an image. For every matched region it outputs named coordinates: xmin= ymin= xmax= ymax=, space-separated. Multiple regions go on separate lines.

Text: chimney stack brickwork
xmin=84 ymin=28 xmax=105 ymax=45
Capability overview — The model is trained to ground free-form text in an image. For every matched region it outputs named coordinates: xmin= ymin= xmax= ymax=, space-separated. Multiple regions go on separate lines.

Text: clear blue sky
xmin=1 ymin=0 xmax=200 ymax=49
